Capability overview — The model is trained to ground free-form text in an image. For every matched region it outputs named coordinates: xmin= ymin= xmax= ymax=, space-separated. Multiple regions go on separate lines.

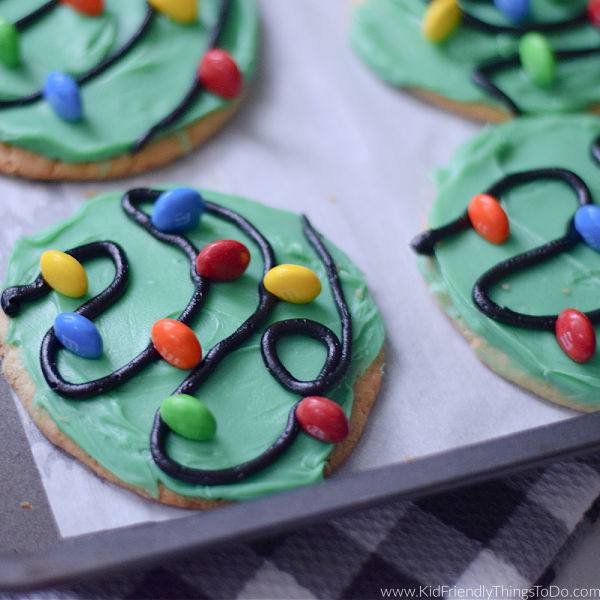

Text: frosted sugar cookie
xmin=412 ymin=114 xmax=600 ymax=411
xmin=0 ymin=0 xmax=256 ymax=179
xmin=0 ymin=187 xmax=385 ymax=508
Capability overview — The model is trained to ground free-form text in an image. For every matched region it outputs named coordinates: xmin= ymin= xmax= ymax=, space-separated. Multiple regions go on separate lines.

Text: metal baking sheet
xmin=0 ymin=0 xmax=596 ymax=591
xmin=1 ymin=391 xmax=599 ymax=591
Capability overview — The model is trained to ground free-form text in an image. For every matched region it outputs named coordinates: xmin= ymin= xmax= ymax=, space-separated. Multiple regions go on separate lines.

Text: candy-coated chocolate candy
xmin=263 ymin=264 xmax=322 ymax=304
xmin=467 ymin=194 xmax=509 ymax=245
xmin=148 ymin=0 xmax=197 ymax=24
xmin=0 ymin=18 xmax=19 ymax=68
xmin=296 ymin=396 xmax=349 ymax=444
xmin=40 ymin=250 xmax=88 ymax=298
xmin=151 ymin=318 xmax=202 ymax=369
xmin=54 ymin=312 xmax=103 ymax=359
xmin=588 ymin=0 xmax=600 ymax=28
xmin=43 ymin=72 xmax=83 ymax=122
xmin=59 ymin=0 xmax=104 ymax=16
xmin=493 ymin=0 xmax=529 ymax=24
xmin=422 ymin=0 xmax=462 ymax=43
xmin=574 ymin=205 xmax=600 ymax=251
xmin=151 ymin=188 xmax=205 ymax=233
xmin=555 ymin=309 xmax=596 ymax=363
xmin=519 ymin=33 xmax=556 ymax=87
xmin=198 ymin=49 xmax=242 ymax=99
xmin=160 ymin=394 xmax=216 ymax=441
xmin=196 ymin=239 xmax=250 ymax=282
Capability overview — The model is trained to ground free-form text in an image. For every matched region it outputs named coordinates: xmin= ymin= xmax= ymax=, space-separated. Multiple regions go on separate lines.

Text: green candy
xmin=519 ymin=32 xmax=556 ymax=87
xmin=160 ymin=394 xmax=217 ymax=441
xmin=0 ymin=17 xmax=19 ymax=68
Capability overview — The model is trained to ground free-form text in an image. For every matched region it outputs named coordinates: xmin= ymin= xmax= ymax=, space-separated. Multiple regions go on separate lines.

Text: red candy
xmin=198 ymin=49 xmax=242 ymax=99
xmin=59 ymin=0 xmax=104 ymax=16
xmin=196 ymin=239 xmax=250 ymax=282
xmin=151 ymin=318 xmax=202 ymax=369
xmin=555 ymin=309 xmax=596 ymax=363
xmin=588 ymin=0 xmax=600 ymax=28
xmin=467 ymin=193 xmax=510 ymax=245
xmin=296 ymin=396 xmax=349 ymax=444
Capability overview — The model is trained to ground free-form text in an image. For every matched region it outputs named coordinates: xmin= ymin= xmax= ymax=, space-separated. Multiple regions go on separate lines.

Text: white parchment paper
xmin=0 ymin=0 xmax=575 ymax=538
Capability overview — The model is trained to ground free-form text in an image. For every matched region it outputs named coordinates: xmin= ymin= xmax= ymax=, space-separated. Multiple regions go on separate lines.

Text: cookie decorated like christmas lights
xmin=0 ymin=187 xmax=384 ymax=508
xmin=411 ymin=114 xmax=600 ymax=412
xmin=0 ymin=0 xmax=256 ymax=179
xmin=351 ymin=0 xmax=600 ymax=121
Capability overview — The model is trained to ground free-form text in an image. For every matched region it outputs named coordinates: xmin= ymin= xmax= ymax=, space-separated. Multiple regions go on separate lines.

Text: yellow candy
xmin=263 ymin=264 xmax=322 ymax=304
xmin=422 ymin=0 xmax=462 ymax=43
xmin=148 ymin=0 xmax=197 ymax=24
xmin=40 ymin=250 xmax=88 ymax=298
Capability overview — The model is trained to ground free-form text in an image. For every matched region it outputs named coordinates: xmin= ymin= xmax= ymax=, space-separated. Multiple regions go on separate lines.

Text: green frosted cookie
xmin=0 ymin=188 xmax=385 ymax=508
xmin=412 ymin=114 xmax=600 ymax=412
xmin=0 ymin=0 xmax=257 ymax=179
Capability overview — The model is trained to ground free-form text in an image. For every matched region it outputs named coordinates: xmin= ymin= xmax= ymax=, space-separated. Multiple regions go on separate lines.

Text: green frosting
xmin=0 ymin=0 xmax=257 ymax=162
xmin=350 ymin=0 xmax=600 ymax=114
xmin=2 ymin=190 xmax=385 ymax=500
xmin=418 ymin=114 xmax=600 ymax=411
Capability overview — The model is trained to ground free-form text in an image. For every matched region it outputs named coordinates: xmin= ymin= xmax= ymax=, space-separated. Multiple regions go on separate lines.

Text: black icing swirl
xmin=150 ymin=212 xmax=353 ymax=485
xmin=473 ymin=47 xmax=600 ymax=116
xmin=0 ymin=0 xmax=235 ymax=153
xmin=1 ymin=188 xmax=353 ymax=486
xmin=410 ymin=164 xmax=599 ymax=330
xmin=14 ymin=0 xmax=58 ymax=31
xmin=422 ymin=0 xmax=600 ymax=116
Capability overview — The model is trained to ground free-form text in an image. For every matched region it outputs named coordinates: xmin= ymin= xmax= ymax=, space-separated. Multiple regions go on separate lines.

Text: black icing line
xmin=473 ymin=47 xmax=600 ymax=116
xmin=411 ymin=213 xmax=471 ymax=255
xmin=151 ymin=403 xmax=301 ymax=486
xmin=151 ymin=213 xmax=353 ymax=486
xmin=76 ymin=4 xmax=155 ymax=87
xmin=472 ymin=224 xmax=583 ymax=330
xmin=423 ymin=0 xmax=588 ymax=35
xmin=164 ymin=199 xmax=279 ymax=398
xmin=1 ymin=276 xmax=50 ymax=317
xmin=36 ymin=241 xmax=156 ymax=399
xmin=14 ymin=0 xmax=58 ymax=31
xmin=261 ymin=215 xmax=353 ymax=396
xmin=132 ymin=0 xmax=233 ymax=153
xmin=591 ymin=135 xmax=600 ymax=166
xmin=411 ymin=168 xmax=595 ymax=331
xmin=0 ymin=3 xmax=156 ymax=108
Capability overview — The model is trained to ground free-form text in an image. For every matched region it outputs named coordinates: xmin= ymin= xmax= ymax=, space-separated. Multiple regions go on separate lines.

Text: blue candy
xmin=493 ymin=0 xmax=530 ymax=24
xmin=43 ymin=72 xmax=83 ymax=122
xmin=575 ymin=205 xmax=600 ymax=252
xmin=54 ymin=312 xmax=103 ymax=359
xmin=151 ymin=188 xmax=205 ymax=233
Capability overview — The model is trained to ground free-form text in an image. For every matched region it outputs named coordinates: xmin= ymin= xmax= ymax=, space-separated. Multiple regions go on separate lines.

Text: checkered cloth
xmin=6 ymin=455 xmax=600 ymax=600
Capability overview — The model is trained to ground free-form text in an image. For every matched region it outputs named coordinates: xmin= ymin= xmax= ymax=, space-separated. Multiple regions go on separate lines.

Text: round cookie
xmin=411 ymin=114 xmax=600 ymax=412
xmin=0 ymin=0 xmax=256 ymax=180
xmin=350 ymin=0 xmax=600 ymax=121
xmin=0 ymin=188 xmax=385 ymax=509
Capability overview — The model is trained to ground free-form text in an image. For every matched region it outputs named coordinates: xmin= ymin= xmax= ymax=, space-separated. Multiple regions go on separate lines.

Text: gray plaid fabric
xmin=5 ymin=455 xmax=600 ymax=600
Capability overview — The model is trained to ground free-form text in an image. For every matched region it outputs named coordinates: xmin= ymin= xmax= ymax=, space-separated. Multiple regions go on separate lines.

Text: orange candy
xmin=467 ymin=193 xmax=509 ymax=245
xmin=151 ymin=318 xmax=202 ymax=370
